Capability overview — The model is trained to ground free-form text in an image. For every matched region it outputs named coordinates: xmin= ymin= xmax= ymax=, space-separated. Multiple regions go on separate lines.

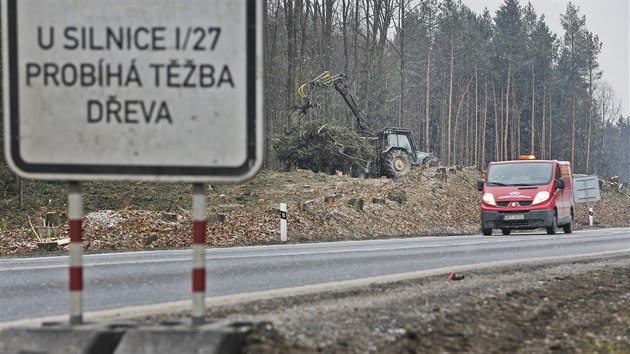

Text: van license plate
xmin=504 ymin=214 xmax=524 ymax=221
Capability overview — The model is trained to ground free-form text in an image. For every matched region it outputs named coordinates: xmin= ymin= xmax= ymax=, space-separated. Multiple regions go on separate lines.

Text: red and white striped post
xmin=191 ymin=183 xmax=207 ymax=325
xmin=68 ymin=182 xmax=83 ymax=325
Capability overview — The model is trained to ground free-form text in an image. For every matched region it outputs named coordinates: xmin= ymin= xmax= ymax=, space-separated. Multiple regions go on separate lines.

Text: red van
xmin=477 ymin=156 xmax=574 ymax=235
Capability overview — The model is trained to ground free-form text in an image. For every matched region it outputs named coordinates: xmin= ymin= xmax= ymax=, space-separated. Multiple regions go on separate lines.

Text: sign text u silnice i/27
xmin=2 ymin=0 xmax=263 ymax=182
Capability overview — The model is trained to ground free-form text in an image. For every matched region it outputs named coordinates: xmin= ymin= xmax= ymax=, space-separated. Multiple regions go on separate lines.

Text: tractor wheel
xmin=382 ymin=150 xmax=411 ymax=178
xmin=423 ymin=156 xmax=440 ymax=167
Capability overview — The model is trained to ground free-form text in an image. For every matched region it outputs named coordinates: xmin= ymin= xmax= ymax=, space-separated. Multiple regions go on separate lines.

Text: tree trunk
xmin=503 ymin=60 xmax=511 ymax=161
xmin=447 ymin=33 xmax=454 ymax=165
xmin=283 ymin=0 xmax=296 ymax=129
xmin=264 ymin=0 xmax=279 ymax=168
xmin=363 ymin=0 xmax=372 ymax=118
xmin=323 ymin=0 xmax=334 ymax=69
xmin=586 ymin=66 xmax=593 ymax=173
xmin=424 ymin=45 xmax=432 ymax=150
xmin=493 ymin=83 xmax=499 ymax=160
xmin=353 ymin=0 xmax=359 ymax=83
xmin=298 ymin=0 xmax=308 ymax=77
xmin=571 ymin=96 xmax=576 ymax=167
xmin=530 ymin=62 xmax=535 ymax=154
xmin=466 ymin=88 xmax=471 ymax=164
xmin=454 ymin=76 xmax=474 ymax=165
xmin=549 ymin=89 xmax=553 ymax=158
xmin=474 ymin=64 xmax=479 ymax=167
xmin=481 ymin=76 xmax=488 ymax=169
xmin=341 ymin=0 xmax=352 ymax=126
xmin=541 ymin=85 xmax=546 ymax=159
xmin=500 ymin=86 xmax=504 ymax=160
xmin=398 ymin=0 xmax=405 ymax=127
xmin=341 ymin=1 xmax=349 ymax=74
xmin=512 ymin=81 xmax=518 ymax=159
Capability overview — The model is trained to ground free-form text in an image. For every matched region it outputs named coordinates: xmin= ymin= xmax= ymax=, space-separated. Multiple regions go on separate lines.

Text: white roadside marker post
xmin=280 ymin=203 xmax=287 ymax=242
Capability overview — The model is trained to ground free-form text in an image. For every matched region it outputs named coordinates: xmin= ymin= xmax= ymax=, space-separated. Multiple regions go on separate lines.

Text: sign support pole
xmin=68 ymin=182 xmax=83 ymax=325
xmin=191 ymin=184 xmax=207 ymax=326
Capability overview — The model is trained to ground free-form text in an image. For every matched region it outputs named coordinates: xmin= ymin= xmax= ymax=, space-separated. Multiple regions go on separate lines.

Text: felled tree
xmin=275 ymin=121 xmax=375 ymax=175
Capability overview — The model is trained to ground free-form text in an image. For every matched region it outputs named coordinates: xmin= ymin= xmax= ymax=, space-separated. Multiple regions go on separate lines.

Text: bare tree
xmin=584 ymin=31 xmax=602 ymax=173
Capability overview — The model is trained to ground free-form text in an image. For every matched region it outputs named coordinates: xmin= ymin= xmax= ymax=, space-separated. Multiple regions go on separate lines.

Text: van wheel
xmin=547 ymin=216 xmax=557 ymax=234
xmin=501 ymin=229 xmax=511 ymax=235
xmin=482 ymin=228 xmax=492 ymax=236
xmin=563 ymin=211 xmax=574 ymax=234
xmin=562 ymin=222 xmax=572 ymax=234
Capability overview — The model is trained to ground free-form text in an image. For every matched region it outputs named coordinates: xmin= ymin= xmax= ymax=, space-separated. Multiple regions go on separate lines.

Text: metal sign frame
xmin=2 ymin=0 xmax=263 ymax=182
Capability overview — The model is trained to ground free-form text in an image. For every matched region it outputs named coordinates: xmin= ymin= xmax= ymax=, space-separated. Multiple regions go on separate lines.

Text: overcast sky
xmin=460 ymin=0 xmax=629 ymax=117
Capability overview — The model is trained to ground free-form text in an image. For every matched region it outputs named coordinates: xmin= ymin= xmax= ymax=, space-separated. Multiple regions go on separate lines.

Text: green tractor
xmin=294 ymin=71 xmax=438 ymax=178
xmin=369 ymin=127 xmax=438 ymax=178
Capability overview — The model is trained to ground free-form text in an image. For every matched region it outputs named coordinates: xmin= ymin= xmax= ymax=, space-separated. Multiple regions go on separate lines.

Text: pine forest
xmin=263 ymin=0 xmax=629 ymax=179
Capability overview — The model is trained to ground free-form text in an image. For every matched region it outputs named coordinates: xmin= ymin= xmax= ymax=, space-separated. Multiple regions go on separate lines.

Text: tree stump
xmin=436 ymin=167 xmax=448 ymax=183
xmin=387 ymin=190 xmax=407 ymax=204
xmin=324 ymin=196 xmax=336 ymax=205
xmin=37 ymin=241 xmax=59 ymax=252
xmin=347 ymin=198 xmax=364 ymax=211
xmin=300 ymin=200 xmax=317 ymax=212
xmin=161 ymin=212 xmax=178 ymax=222
xmin=208 ymin=214 xmax=226 ymax=223
xmin=45 ymin=212 xmax=67 ymax=227
xmin=144 ymin=234 xmax=159 ymax=246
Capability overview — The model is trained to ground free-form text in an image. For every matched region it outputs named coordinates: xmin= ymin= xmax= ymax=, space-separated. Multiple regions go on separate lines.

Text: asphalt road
xmin=1 ymin=228 xmax=629 ymax=323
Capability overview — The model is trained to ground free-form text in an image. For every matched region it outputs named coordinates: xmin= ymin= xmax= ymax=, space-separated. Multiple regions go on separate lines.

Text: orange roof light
xmin=518 ymin=155 xmax=536 ymax=160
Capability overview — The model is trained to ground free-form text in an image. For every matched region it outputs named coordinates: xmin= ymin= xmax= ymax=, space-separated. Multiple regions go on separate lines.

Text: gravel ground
xmin=132 ymin=254 xmax=630 ymax=353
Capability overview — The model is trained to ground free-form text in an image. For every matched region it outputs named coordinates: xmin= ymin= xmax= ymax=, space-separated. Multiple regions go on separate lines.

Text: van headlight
xmin=532 ymin=191 xmax=550 ymax=205
xmin=482 ymin=193 xmax=496 ymax=206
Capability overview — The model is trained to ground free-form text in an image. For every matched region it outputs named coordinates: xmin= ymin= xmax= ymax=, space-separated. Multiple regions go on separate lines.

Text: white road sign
xmin=2 ymin=0 xmax=263 ymax=182
xmin=573 ymin=175 xmax=601 ymax=203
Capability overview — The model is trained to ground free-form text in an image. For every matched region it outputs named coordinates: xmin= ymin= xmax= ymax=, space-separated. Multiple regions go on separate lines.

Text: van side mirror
xmin=477 ymin=180 xmax=484 ymax=191
xmin=555 ymin=178 xmax=565 ymax=190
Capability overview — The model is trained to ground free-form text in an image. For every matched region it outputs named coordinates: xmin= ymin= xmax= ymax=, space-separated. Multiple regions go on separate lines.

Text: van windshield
xmin=486 ymin=162 xmax=553 ymax=187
